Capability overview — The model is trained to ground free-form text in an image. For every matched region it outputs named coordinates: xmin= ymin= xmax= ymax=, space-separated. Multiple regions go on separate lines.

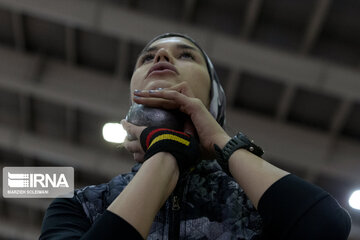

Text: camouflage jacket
xmin=74 ymin=160 xmax=263 ymax=239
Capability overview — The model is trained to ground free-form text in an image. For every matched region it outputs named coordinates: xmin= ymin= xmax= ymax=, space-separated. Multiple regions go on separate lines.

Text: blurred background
xmin=0 ymin=0 xmax=359 ymax=239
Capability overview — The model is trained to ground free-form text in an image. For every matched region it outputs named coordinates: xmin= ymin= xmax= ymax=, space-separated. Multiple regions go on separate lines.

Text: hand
xmin=133 ymin=82 xmax=231 ymax=159
xmin=121 ymin=120 xmax=146 ymax=163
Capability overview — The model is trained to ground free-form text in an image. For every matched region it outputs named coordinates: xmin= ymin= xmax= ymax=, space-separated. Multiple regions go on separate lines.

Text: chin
xmin=144 ymin=79 xmax=178 ymax=90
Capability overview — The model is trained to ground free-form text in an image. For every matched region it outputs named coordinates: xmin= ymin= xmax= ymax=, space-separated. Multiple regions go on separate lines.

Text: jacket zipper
xmin=168 ymin=178 xmax=185 ymax=240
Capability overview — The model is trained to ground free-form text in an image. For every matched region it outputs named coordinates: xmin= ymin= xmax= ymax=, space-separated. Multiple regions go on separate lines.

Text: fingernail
xmin=156 ymin=88 xmax=163 ymax=90
xmin=134 ymin=95 xmax=141 ymax=98
xmin=149 ymin=90 xmax=155 ymax=93
xmin=134 ymin=89 xmax=140 ymax=93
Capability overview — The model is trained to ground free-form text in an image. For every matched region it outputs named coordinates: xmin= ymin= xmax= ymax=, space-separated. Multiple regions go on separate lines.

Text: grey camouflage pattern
xmin=75 ymin=160 xmax=262 ymax=239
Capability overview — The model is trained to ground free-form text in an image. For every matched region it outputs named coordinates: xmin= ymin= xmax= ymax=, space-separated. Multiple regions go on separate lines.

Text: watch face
xmin=237 ymin=132 xmax=250 ymax=143
xmin=235 ymin=132 xmax=264 ymax=156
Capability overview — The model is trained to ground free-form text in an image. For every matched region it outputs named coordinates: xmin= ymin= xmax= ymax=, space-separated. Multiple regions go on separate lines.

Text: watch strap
xmin=214 ymin=132 xmax=264 ymax=176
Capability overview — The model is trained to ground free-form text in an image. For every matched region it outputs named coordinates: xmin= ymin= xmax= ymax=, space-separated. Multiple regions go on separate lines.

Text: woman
xmin=40 ymin=33 xmax=351 ymax=240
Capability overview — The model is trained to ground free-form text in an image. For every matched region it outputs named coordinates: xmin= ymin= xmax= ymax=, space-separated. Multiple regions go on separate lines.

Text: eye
xmin=179 ymin=51 xmax=195 ymax=60
xmin=140 ymin=54 xmax=154 ymax=64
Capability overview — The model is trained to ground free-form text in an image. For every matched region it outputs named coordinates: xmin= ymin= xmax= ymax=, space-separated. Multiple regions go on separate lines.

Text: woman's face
xmin=130 ymin=37 xmax=211 ymax=107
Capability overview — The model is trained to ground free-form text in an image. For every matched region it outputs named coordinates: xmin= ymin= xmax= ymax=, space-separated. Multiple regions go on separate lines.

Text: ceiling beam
xmin=65 ymin=107 xmax=78 ymax=143
xmin=0 ymin=124 xmax=134 ymax=177
xmin=30 ymin=54 xmax=46 ymax=82
xmin=211 ymin=36 xmax=360 ymax=100
xmin=0 ymin=0 xmax=359 ymax=101
xmin=323 ymin=98 xmax=353 ymax=166
xmin=65 ymin=26 xmax=76 ymax=65
xmin=242 ymin=0 xmax=262 ymax=39
xmin=225 ymin=0 xmax=263 ymax=106
xmin=304 ymin=99 xmax=353 ymax=182
xmin=276 ymin=84 xmax=296 ymax=121
xmin=127 ymin=0 xmax=138 ymax=9
xmin=182 ymin=0 xmax=197 ymax=23
xmin=273 ymin=0 xmax=330 ymax=124
xmin=330 ymin=99 xmax=352 ymax=136
xmin=115 ymin=39 xmax=130 ymax=80
xmin=300 ymin=0 xmax=332 ymax=54
xmin=19 ymin=94 xmax=34 ymax=131
xmin=0 ymin=46 xmax=128 ymax=118
xmin=11 ymin=11 xmax=25 ymax=51
xmin=224 ymin=69 xmax=241 ymax=105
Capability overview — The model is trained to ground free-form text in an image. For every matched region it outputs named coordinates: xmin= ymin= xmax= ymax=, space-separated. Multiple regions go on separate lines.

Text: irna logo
xmin=3 ymin=167 xmax=74 ymax=198
xmin=8 ymin=172 xmax=69 ymax=188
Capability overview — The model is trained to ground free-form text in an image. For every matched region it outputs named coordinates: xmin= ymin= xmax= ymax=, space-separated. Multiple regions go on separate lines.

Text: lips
xmin=146 ymin=62 xmax=178 ymax=78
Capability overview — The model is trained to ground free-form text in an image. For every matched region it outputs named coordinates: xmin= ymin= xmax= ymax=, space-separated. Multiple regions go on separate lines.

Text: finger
xmin=133 ymin=152 xmax=145 ymax=163
xmin=134 ymin=86 xmax=193 ymax=99
xmin=121 ymin=120 xmax=139 ymax=140
xmin=123 ymin=139 xmax=144 ymax=153
xmin=136 ymin=89 xmax=181 ymax=103
xmin=147 ymin=90 xmax=201 ymax=115
xmin=133 ymin=86 xmax=196 ymax=113
xmin=147 ymin=89 xmax=186 ymax=102
xmin=121 ymin=119 xmax=146 ymax=140
xmin=133 ymin=96 xmax=179 ymax=110
xmin=133 ymin=82 xmax=194 ymax=98
xmin=133 ymin=89 xmax=153 ymax=97
xmin=169 ymin=82 xmax=195 ymax=98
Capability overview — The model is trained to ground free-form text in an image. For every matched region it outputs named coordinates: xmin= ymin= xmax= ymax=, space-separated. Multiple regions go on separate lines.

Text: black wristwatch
xmin=214 ymin=132 xmax=264 ymax=176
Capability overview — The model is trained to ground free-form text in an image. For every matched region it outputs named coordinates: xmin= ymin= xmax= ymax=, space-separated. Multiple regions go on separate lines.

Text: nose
xmin=154 ymin=48 xmax=172 ymax=63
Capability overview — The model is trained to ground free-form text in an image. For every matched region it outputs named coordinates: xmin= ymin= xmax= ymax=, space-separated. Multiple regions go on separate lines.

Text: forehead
xmin=150 ymin=37 xmax=195 ymax=47
xmin=146 ymin=37 xmax=201 ymax=53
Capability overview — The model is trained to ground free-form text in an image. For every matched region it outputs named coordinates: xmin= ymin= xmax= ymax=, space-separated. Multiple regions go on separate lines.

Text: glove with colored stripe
xmin=140 ymin=127 xmax=200 ymax=175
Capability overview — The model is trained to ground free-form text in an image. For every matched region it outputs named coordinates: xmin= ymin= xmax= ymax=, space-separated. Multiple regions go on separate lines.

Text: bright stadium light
xmin=102 ymin=122 xmax=127 ymax=143
xmin=349 ymin=190 xmax=360 ymax=210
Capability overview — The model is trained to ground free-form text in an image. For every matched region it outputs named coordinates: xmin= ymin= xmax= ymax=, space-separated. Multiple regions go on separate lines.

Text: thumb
xmin=121 ymin=119 xmax=146 ymax=140
xmin=170 ymin=82 xmax=194 ymax=97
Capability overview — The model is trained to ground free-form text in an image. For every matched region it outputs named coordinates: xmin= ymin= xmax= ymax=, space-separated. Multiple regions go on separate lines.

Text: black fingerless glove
xmin=140 ymin=127 xmax=200 ymax=175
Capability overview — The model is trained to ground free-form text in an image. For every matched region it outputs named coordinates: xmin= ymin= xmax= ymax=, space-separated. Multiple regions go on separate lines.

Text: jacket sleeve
xmin=40 ymin=197 xmax=143 ymax=240
xmin=257 ymin=174 xmax=352 ymax=240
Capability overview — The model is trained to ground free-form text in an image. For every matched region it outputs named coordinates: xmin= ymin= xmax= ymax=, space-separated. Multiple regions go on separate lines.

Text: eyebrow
xmin=141 ymin=43 xmax=199 ymax=55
